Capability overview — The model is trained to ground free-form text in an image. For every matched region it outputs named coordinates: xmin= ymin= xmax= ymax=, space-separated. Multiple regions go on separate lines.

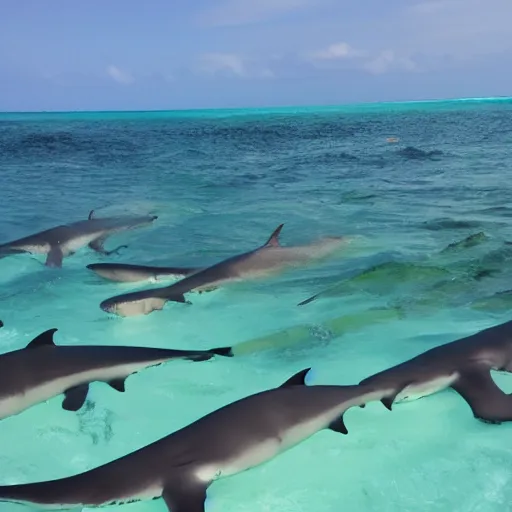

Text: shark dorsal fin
xmin=26 ymin=328 xmax=58 ymax=349
xmin=88 ymin=210 xmax=95 ymax=220
xmin=279 ymin=368 xmax=311 ymax=388
xmin=264 ymin=224 xmax=284 ymax=247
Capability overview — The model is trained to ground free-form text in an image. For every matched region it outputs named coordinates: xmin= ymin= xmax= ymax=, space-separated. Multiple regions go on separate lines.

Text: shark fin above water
xmin=264 ymin=224 xmax=284 ymax=247
xmin=26 ymin=328 xmax=58 ymax=350
xmin=279 ymin=367 xmax=311 ymax=388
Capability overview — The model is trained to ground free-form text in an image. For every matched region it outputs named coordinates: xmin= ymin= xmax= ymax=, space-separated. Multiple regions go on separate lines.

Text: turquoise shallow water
xmin=2 ymin=98 xmax=512 ymax=511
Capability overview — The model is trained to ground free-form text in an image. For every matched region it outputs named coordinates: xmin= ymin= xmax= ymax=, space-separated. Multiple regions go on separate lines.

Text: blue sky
xmin=1 ymin=0 xmax=511 ymax=111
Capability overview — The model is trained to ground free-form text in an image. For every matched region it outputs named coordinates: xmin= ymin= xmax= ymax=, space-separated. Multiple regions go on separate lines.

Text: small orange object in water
xmin=386 ymin=137 xmax=399 ymax=143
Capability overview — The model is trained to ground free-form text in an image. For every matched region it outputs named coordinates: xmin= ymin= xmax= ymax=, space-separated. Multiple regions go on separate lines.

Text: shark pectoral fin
xmin=62 ymin=384 xmax=90 ymax=411
xmin=26 ymin=328 xmax=58 ymax=349
xmin=328 ymin=415 xmax=348 ymax=435
xmin=451 ymin=367 xmax=512 ymax=423
xmin=107 ymin=378 xmax=126 ymax=392
xmin=45 ymin=246 xmax=64 ymax=267
xmin=162 ymin=483 xmax=207 ymax=512
xmin=381 ymin=396 xmax=395 ymax=411
xmin=279 ymin=368 xmax=311 ymax=388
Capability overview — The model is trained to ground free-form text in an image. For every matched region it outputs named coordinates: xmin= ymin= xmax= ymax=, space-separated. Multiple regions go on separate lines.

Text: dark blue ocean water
xmin=2 ymin=98 xmax=512 ymax=512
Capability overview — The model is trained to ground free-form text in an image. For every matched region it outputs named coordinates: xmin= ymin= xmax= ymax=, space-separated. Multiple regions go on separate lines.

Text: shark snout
xmin=100 ymin=299 xmax=118 ymax=315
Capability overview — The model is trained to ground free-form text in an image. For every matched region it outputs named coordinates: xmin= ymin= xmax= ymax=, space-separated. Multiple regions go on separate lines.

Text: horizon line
xmin=1 ymin=95 xmax=511 ymax=116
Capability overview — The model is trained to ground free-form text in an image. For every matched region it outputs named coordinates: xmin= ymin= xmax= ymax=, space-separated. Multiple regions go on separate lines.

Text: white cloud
xmin=198 ymin=53 xmax=247 ymax=77
xmin=106 ymin=65 xmax=133 ymax=85
xmin=306 ymin=42 xmax=366 ymax=61
xmin=280 ymin=0 xmax=512 ymax=78
xmin=363 ymin=50 xmax=418 ymax=74
xmin=196 ymin=53 xmax=274 ymax=79
xmin=197 ymin=0 xmax=316 ymax=27
xmin=303 ymin=41 xmax=417 ymax=75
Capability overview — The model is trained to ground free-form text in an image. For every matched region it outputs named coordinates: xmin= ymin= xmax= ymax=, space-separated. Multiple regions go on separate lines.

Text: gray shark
xmin=100 ymin=224 xmax=349 ymax=317
xmin=297 ymin=231 xmax=494 ymax=307
xmin=0 ymin=368 xmax=391 ymax=512
xmin=0 ymin=328 xmax=232 ymax=421
xmin=359 ymin=318 xmax=512 ymax=423
xmin=86 ymin=263 xmax=200 ymax=283
xmin=0 ymin=210 xmax=158 ymax=268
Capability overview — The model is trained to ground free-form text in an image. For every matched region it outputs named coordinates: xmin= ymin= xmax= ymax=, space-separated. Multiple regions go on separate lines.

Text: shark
xmin=0 ymin=328 xmax=232 ymax=421
xmin=297 ymin=231 xmax=494 ymax=307
xmin=359 ymin=318 xmax=512 ymax=424
xmin=99 ymin=224 xmax=349 ymax=317
xmin=0 ymin=367 xmax=391 ymax=512
xmin=86 ymin=263 xmax=200 ymax=283
xmin=0 ymin=210 xmax=158 ymax=268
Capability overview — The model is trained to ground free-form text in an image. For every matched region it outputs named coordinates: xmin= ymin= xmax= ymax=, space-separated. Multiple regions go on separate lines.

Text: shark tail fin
xmin=209 ymin=346 xmax=234 ymax=357
xmin=264 ymin=224 xmax=284 ymax=247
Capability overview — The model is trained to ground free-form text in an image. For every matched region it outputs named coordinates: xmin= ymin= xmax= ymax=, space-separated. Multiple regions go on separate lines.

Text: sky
xmin=1 ymin=0 xmax=512 ymax=111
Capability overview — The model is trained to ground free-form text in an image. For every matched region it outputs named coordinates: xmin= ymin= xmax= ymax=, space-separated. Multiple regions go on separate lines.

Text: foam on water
xmin=1 ymin=99 xmax=512 ymax=512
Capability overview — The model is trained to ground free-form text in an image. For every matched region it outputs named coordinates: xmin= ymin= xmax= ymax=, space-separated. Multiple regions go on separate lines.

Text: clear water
xmin=2 ymin=98 xmax=512 ymax=512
